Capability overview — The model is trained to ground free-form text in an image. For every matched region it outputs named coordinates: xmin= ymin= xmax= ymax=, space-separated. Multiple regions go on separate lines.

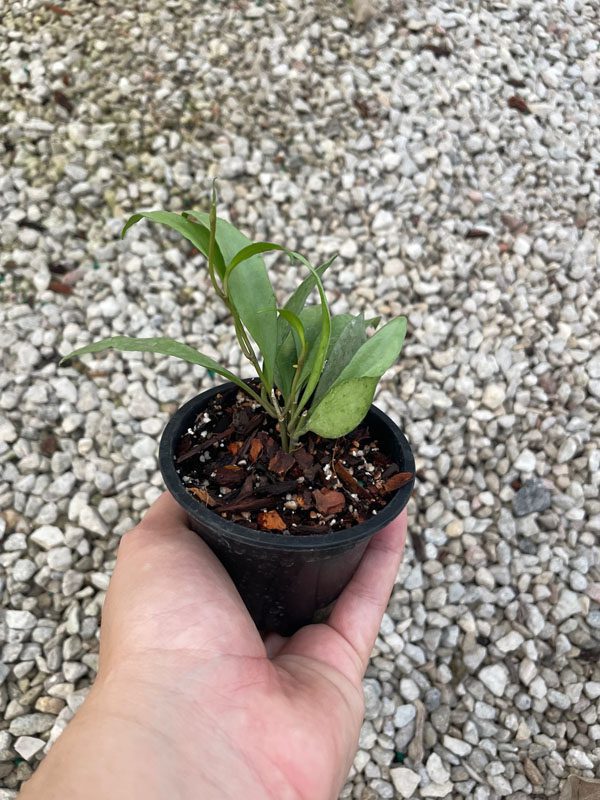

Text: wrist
xmin=21 ymin=664 xmax=293 ymax=800
xmin=92 ymin=661 xmax=308 ymax=800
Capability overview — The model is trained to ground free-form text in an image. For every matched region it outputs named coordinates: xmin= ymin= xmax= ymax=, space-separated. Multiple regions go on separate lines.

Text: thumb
xmin=99 ymin=493 xmax=265 ymax=669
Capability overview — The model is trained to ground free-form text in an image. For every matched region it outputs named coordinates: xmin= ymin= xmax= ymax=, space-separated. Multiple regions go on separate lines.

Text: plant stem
xmin=283 ymin=355 xmax=305 ymax=416
xmin=231 ymin=313 xmax=272 ymax=392
xmin=277 ymin=342 xmax=308 ymax=452
xmin=260 ymin=383 xmax=269 ymax=406
xmin=238 ymin=381 xmax=275 ymax=415
xmin=279 ymin=421 xmax=290 ymax=452
xmin=207 ymin=183 xmax=227 ymax=303
xmin=286 ymin=409 xmax=306 ymax=449
xmin=287 ymin=402 xmax=305 ymax=435
xmin=271 ymin=390 xmax=293 ymax=452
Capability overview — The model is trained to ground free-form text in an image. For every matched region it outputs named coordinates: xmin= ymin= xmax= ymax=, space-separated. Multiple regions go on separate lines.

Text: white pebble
xmin=14 ymin=736 xmax=45 ymax=760
xmin=390 ymin=767 xmax=421 ymax=799
xmin=31 ymin=525 xmax=65 ymax=550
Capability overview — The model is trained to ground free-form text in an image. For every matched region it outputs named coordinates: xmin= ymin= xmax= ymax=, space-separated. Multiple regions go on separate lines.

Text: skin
xmin=19 ymin=493 xmax=407 ymax=800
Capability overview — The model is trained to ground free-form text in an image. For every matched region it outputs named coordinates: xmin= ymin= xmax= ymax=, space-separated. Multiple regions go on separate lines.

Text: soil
xmin=174 ymin=385 xmax=413 ymax=535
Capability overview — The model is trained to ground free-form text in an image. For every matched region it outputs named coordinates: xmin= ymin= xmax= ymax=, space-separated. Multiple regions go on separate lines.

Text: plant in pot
xmin=61 ymin=186 xmax=415 ymax=634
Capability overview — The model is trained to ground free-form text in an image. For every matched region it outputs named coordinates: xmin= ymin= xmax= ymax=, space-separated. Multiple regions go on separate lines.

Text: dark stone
xmin=424 ymin=687 xmax=442 ymax=711
xmin=517 ymin=537 xmax=538 ymax=555
xmin=512 ymin=478 xmax=552 ymax=517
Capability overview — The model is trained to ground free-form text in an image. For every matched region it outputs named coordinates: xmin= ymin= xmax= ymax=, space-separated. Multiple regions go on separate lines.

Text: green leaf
xmin=277 ymin=309 xmax=307 ymax=361
xmin=328 ymin=313 xmax=357 ymax=348
xmin=59 ymin=336 xmax=258 ymax=399
xmin=301 ymin=377 xmax=379 ymax=439
xmin=289 ymin=253 xmax=331 ymax=411
xmin=208 ymin=181 xmax=222 ymax=294
xmin=336 ymin=316 xmax=407 ymax=383
xmin=122 ymin=211 xmax=226 ymax=278
xmin=283 ymin=253 xmax=336 ymax=316
xmin=311 ymin=314 xmax=369 ymax=407
xmin=224 ymin=242 xmax=286 ymax=291
xmin=278 ymin=254 xmax=336 ymax=347
xmin=276 ymin=309 xmax=307 ymax=404
xmin=276 ymin=310 xmax=356 ymax=401
xmin=184 ymin=211 xmax=277 ymax=390
xmin=302 ymin=317 xmax=407 ymax=434
xmin=275 ymin=305 xmax=323 ymax=398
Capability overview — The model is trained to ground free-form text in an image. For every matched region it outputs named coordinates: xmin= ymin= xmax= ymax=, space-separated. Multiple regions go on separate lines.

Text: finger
xmin=273 ymin=511 xmax=407 ymax=683
xmin=135 ymin=490 xmax=189 ymax=533
xmin=117 ymin=490 xmax=245 ymax=614
xmin=116 ymin=490 xmax=203 ymax=571
xmin=263 ymin=632 xmax=287 ymax=659
xmin=326 ymin=509 xmax=407 ymax=674
xmin=102 ymin=492 xmax=265 ymax=663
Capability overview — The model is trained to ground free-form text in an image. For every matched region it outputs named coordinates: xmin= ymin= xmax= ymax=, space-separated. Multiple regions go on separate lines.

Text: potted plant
xmin=61 ymin=186 xmax=415 ymax=634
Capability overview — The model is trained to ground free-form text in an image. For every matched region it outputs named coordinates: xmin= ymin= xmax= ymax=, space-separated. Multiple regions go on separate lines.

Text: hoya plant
xmin=62 ymin=187 xmax=407 ymax=453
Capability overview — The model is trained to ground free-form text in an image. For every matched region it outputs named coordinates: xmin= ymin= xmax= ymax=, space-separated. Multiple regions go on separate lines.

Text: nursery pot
xmin=159 ymin=382 xmax=415 ymax=635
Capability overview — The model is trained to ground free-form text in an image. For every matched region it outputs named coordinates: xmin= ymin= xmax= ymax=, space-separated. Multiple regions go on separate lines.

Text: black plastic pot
xmin=159 ymin=382 xmax=415 ymax=635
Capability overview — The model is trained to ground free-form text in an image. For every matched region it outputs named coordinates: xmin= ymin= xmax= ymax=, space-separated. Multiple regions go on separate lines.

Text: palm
xmin=97 ymin=494 xmax=407 ymax=800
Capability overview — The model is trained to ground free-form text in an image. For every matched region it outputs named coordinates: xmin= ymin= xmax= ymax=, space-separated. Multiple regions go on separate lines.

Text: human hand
xmin=20 ymin=492 xmax=407 ymax=800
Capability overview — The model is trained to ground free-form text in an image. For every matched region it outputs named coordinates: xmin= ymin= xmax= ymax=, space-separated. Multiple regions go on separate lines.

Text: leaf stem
xmin=239 ymin=382 xmax=273 ymax=411
xmin=282 ymin=352 xmax=306 ymax=418
xmin=232 ymin=316 xmax=272 ymax=395
xmin=208 ymin=181 xmax=227 ymax=302
xmin=270 ymin=390 xmax=293 ymax=452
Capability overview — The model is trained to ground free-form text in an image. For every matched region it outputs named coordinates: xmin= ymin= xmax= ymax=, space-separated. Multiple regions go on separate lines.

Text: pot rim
xmin=159 ymin=382 xmax=415 ymax=552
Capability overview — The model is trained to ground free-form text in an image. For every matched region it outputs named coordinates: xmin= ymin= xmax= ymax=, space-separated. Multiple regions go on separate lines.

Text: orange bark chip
xmin=188 ymin=487 xmax=216 ymax=507
xmin=249 ymin=438 xmax=263 ymax=462
xmin=313 ymin=489 xmax=346 ymax=516
xmin=258 ymin=511 xmax=287 ymax=531
xmin=382 ymin=472 xmax=414 ymax=493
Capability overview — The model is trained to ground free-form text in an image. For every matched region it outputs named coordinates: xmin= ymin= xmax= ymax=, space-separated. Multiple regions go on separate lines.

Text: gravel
xmin=391 ymin=767 xmax=421 ymax=799
xmin=426 ymin=753 xmax=450 ymax=785
xmin=512 ymin=478 xmax=553 ymax=517
xmin=479 ymin=664 xmax=511 ymax=697
xmin=30 ymin=525 xmax=64 ymax=550
xmin=1 ymin=0 xmax=599 ymax=797
xmin=14 ymin=736 xmax=45 ymax=761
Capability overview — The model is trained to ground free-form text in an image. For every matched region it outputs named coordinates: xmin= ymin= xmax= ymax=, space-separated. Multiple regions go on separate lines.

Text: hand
xmin=20 ymin=493 xmax=407 ymax=800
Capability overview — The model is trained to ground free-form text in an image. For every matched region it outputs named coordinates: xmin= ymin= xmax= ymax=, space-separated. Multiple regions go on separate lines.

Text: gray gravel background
xmin=1 ymin=0 xmax=599 ymax=798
